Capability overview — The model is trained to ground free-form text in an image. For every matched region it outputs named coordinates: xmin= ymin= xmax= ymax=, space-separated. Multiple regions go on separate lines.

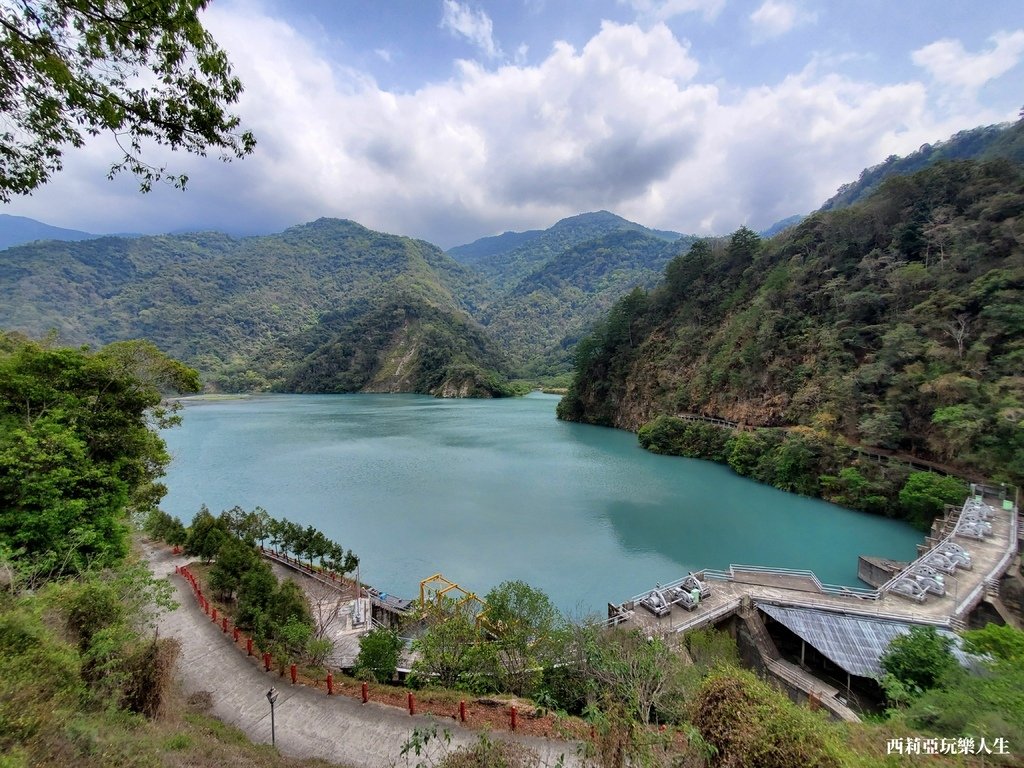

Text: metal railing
xmin=702 ymin=564 xmax=880 ymax=599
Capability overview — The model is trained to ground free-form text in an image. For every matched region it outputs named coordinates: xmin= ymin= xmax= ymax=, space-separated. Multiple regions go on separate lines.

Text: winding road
xmin=146 ymin=544 xmax=581 ymax=768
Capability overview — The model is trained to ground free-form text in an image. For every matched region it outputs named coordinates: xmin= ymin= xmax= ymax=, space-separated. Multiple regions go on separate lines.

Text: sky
xmin=3 ymin=0 xmax=1023 ymax=248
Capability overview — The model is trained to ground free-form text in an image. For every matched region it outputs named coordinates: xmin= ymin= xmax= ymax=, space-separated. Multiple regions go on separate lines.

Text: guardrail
xmin=952 ymin=498 xmax=1019 ymax=621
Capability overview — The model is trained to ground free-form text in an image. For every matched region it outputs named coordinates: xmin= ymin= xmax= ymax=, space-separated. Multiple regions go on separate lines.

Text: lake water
xmin=160 ymin=393 xmax=922 ymax=614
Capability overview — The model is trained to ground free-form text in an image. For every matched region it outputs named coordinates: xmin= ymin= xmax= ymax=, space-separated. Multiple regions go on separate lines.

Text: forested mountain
xmin=482 ymin=229 xmax=698 ymax=376
xmin=446 ymin=227 xmax=545 ymax=266
xmin=449 ymin=210 xmax=682 ymax=292
xmin=559 ymin=157 xmax=1024 ymax=487
xmin=0 ymin=213 xmax=97 ymax=250
xmin=0 ymin=218 xmax=514 ymax=396
xmin=821 ymin=121 xmax=1024 ymax=211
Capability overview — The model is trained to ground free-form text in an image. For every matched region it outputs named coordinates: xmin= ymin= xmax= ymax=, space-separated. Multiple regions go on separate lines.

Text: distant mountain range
xmin=0 ymin=209 xmax=698 ymax=391
xmin=4 ymin=119 xmax=1021 ymax=399
xmin=0 ymin=214 xmax=98 ymax=251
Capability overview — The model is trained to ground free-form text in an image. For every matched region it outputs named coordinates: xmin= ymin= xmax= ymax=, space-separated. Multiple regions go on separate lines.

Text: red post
xmin=202 ymin=599 xmax=209 ymax=615
xmin=221 ymin=617 xmax=228 ymax=633
xmin=361 ymin=682 xmax=369 ymax=703
xmin=172 ymin=545 xmax=181 ymax=555
xmin=246 ymin=637 xmax=253 ymax=656
xmin=263 ymin=652 xmax=271 ymax=672
xmin=459 ymin=700 xmax=467 ymax=722
xmin=211 ymin=607 xmax=218 ymax=623
xmin=407 ymin=692 xmax=416 ymax=715
xmin=233 ymin=627 xmax=240 ymax=643
xmin=326 ymin=672 xmax=334 ymax=695
xmin=290 ymin=664 xmax=297 ymax=684
xmin=591 ymin=725 xmax=596 ymax=740
xmin=510 ymin=705 xmax=517 ymax=731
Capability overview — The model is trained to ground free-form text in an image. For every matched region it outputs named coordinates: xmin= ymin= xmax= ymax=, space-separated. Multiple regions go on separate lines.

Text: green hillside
xmin=453 ymin=210 xmax=682 ymax=292
xmin=0 ymin=218 xmax=511 ymax=396
xmin=821 ymin=121 xmax=1024 ymax=211
xmin=559 ymin=157 xmax=1024 ymax=490
xmin=482 ymin=228 xmax=697 ymax=376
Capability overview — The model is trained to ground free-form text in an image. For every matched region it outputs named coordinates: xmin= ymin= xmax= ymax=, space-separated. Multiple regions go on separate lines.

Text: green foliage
xmin=0 ymin=335 xmax=196 ymax=578
xmin=888 ymin=626 xmax=1024 ymax=749
xmin=638 ymin=416 xmax=730 ymax=462
xmin=354 ymin=628 xmax=404 ymax=683
xmin=482 ymin=580 xmax=562 ymax=696
xmin=208 ymin=536 xmax=259 ymax=601
xmin=562 ymin=153 xmax=1024 ymax=498
xmin=898 ymin=473 xmax=968 ymax=528
xmin=584 ymin=627 xmax=695 ymax=726
xmin=689 ymin=667 xmax=846 ymax=768
xmin=961 ymin=623 xmax=1024 ymax=663
xmin=410 ymin=599 xmax=499 ymax=692
xmin=0 ymin=219 xmax=512 ymax=397
xmin=0 ymin=0 xmax=255 ymax=200
xmin=880 ymin=626 xmax=957 ymax=696
xmin=183 ymin=506 xmax=228 ymax=562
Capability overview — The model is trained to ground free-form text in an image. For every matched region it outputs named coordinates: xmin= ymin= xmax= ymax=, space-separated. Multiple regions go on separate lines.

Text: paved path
xmin=146 ymin=545 xmax=581 ymax=768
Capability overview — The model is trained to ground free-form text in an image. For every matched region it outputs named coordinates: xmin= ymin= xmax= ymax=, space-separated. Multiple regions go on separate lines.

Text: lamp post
xmin=266 ymin=687 xmax=279 ymax=747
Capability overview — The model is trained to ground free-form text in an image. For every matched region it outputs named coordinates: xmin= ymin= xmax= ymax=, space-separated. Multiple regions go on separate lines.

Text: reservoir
xmin=160 ymin=393 xmax=922 ymax=613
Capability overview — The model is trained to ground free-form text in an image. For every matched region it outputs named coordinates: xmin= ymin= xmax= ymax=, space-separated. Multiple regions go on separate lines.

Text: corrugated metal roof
xmin=758 ymin=604 xmax=965 ymax=679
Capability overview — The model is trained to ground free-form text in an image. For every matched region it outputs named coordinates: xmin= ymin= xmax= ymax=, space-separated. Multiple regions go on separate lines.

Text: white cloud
xmin=749 ymin=0 xmax=815 ymax=40
xmin=623 ymin=0 xmax=726 ymax=22
xmin=912 ymin=30 xmax=1024 ymax=93
xmin=441 ymin=0 xmax=502 ymax=59
xmin=374 ymin=48 xmax=392 ymax=63
xmin=3 ymin=3 xmax=1013 ymax=247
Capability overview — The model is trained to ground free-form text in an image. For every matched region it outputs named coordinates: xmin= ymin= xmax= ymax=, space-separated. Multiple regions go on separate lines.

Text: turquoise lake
xmin=160 ymin=393 xmax=922 ymax=614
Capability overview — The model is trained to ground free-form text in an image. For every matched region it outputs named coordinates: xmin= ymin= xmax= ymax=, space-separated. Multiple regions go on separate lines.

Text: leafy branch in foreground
xmin=0 ymin=0 xmax=256 ymax=200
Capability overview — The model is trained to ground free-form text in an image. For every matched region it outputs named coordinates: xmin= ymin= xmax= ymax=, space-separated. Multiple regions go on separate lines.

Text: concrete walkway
xmin=146 ymin=544 xmax=581 ymax=768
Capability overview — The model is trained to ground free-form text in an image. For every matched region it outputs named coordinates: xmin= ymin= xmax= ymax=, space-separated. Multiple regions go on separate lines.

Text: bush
xmin=638 ymin=416 xmax=731 ymax=461
xmin=880 ymin=626 xmax=956 ymax=695
xmin=354 ymin=628 xmax=403 ymax=683
xmin=898 ymin=472 xmax=968 ymax=528
xmin=689 ymin=667 xmax=846 ymax=768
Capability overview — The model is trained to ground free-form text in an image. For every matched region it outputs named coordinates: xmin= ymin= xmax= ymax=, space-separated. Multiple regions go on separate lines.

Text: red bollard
xmin=459 ymin=700 xmax=467 ymax=722
xmin=211 ymin=607 xmax=218 ymax=623
xmin=233 ymin=626 xmax=240 ymax=642
xmin=290 ymin=664 xmax=297 ymax=684
xmin=246 ymin=637 xmax=253 ymax=656
xmin=408 ymin=692 xmax=416 ymax=716
xmin=202 ymin=600 xmax=209 ymax=615
xmin=510 ymin=705 xmax=517 ymax=731
xmin=263 ymin=652 xmax=271 ymax=672
xmin=326 ymin=672 xmax=334 ymax=695
xmin=361 ymin=682 xmax=369 ymax=704
xmin=590 ymin=725 xmax=596 ymax=740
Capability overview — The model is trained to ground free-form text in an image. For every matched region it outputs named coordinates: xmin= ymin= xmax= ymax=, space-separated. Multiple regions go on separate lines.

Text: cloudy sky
xmin=4 ymin=0 xmax=1023 ymax=248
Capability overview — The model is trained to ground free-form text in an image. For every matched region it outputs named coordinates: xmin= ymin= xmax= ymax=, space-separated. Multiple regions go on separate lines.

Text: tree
xmin=585 ymin=627 xmax=690 ymax=725
xmin=898 ymin=472 xmax=967 ymax=528
xmin=0 ymin=0 xmax=255 ymax=201
xmin=0 ymin=334 xmax=197 ymax=578
xmin=880 ymin=626 xmax=956 ymax=695
xmin=208 ymin=535 xmax=257 ymax=601
xmin=354 ymin=628 xmax=403 ymax=683
xmin=411 ymin=598 xmax=499 ymax=692
xmin=482 ymin=580 xmax=562 ymax=696
xmin=183 ymin=505 xmax=227 ymax=562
